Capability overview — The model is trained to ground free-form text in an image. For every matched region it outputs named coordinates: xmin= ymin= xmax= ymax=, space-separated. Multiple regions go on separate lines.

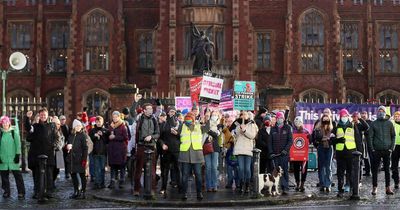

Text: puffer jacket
xmin=233 ymin=121 xmax=258 ymax=157
xmin=368 ymin=117 xmax=395 ymax=151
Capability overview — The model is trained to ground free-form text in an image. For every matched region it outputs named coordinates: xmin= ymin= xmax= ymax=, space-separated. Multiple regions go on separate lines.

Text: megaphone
xmin=9 ymin=52 xmax=27 ymax=70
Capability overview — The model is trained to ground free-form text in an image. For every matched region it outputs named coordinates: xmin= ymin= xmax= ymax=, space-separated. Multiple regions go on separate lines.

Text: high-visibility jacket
xmin=393 ymin=122 xmax=400 ymax=145
xmin=180 ymin=124 xmax=202 ymax=151
xmin=336 ymin=127 xmax=356 ymax=151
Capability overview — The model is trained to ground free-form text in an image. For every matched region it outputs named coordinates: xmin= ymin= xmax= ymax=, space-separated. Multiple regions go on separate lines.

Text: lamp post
xmin=1 ymin=70 xmax=6 ymax=115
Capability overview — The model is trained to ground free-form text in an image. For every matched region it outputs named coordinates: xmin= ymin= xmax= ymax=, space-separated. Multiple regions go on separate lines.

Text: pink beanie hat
xmin=276 ymin=111 xmax=285 ymax=119
xmin=0 ymin=116 xmax=10 ymax=125
xmin=339 ymin=109 xmax=349 ymax=118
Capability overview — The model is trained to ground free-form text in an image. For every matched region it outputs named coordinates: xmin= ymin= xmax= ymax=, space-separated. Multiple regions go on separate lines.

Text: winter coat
xmin=0 ymin=128 xmax=21 ymax=171
xmin=202 ymin=120 xmax=222 ymax=153
xmin=368 ymin=117 xmax=396 ymax=151
xmin=268 ymin=124 xmax=293 ymax=156
xmin=107 ymin=121 xmax=128 ymax=165
xmin=89 ymin=126 xmax=109 ymax=156
xmin=256 ymin=127 xmax=271 ymax=159
xmin=333 ymin=121 xmax=364 ymax=157
xmin=159 ymin=116 xmax=181 ymax=153
xmin=137 ymin=115 xmax=160 ymax=147
xmin=233 ymin=120 xmax=258 ymax=157
xmin=25 ymin=117 xmax=59 ymax=169
xmin=66 ymin=131 xmax=88 ymax=173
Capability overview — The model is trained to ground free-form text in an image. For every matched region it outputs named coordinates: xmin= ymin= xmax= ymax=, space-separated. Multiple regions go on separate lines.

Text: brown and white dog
xmin=263 ymin=166 xmax=283 ymax=196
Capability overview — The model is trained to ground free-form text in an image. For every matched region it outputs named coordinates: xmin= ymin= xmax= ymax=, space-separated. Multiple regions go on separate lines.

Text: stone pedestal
xmin=109 ymin=84 xmax=138 ymax=113
xmin=259 ymin=86 xmax=293 ymax=111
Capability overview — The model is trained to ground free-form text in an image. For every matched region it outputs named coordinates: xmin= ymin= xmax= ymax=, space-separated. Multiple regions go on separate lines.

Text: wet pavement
xmin=2 ymin=168 xmax=400 ymax=209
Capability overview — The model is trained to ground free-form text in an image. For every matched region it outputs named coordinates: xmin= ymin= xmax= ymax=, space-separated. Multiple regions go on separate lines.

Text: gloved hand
xmin=280 ymin=150 xmax=288 ymax=156
xmin=336 ymin=137 xmax=346 ymax=144
xmin=81 ymin=160 xmax=87 ymax=168
xmin=14 ymin=154 xmax=20 ymax=164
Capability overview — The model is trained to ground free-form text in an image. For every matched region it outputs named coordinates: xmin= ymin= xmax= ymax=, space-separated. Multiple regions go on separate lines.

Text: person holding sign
xmin=291 ymin=117 xmax=311 ymax=192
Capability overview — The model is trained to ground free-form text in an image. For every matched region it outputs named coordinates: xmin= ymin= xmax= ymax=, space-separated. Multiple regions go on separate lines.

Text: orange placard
xmin=290 ymin=133 xmax=309 ymax=161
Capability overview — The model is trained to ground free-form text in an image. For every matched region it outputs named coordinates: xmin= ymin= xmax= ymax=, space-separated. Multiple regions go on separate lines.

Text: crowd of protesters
xmin=0 ymin=94 xmax=400 ymax=201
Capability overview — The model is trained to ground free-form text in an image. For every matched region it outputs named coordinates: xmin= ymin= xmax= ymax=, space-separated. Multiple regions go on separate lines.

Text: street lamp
xmin=2 ymin=52 xmax=27 ymax=115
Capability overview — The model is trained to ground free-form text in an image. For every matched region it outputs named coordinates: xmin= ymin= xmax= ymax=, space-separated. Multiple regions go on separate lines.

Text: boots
xmin=371 ymin=187 xmax=377 ymax=195
xmin=295 ymin=182 xmax=300 ymax=191
xmin=245 ymin=182 xmax=250 ymax=193
xmin=69 ymin=190 xmax=80 ymax=199
xmin=299 ymin=182 xmax=305 ymax=192
xmin=386 ymin=187 xmax=394 ymax=195
xmin=108 ymin=180 xmax=115 ymax=189
xmin=79 ymin=190 xmax=86 ymax=199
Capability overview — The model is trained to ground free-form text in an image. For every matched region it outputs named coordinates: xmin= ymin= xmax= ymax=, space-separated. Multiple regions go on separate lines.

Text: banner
xmin=290 ymin=133 xmax=309 ymax=161
xmin=175 ymin=97 xmax=192 ymax=112
xmin=199 ymin=75 xmax=224 ymax=104
xmin=295 ymin=102 xmax=381 ymax=132
xmin=189 ymin=77 xmax=202 ymax=105
xmin=233 ymin=81 xmax=256 ymax=111
xmin=219 ymin=89 xmax=234 ymax=111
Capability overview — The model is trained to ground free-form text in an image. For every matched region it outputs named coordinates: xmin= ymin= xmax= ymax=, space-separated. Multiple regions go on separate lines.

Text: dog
xmin=263 ymin=166 xmax=283 ymax=196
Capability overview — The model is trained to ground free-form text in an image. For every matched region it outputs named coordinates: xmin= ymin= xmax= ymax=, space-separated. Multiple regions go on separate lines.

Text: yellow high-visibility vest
xmin=393 ymin=122 xmax=400 ymax=145
xmin=336 ymin=127 xmax=356 ymax=151
xmin=180 ymin=124 xmax=203 ymax=151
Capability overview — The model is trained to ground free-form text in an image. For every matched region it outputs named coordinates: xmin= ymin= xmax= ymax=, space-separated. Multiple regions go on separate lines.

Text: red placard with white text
xmin=290 ymin=133 xmax=309 ymax=161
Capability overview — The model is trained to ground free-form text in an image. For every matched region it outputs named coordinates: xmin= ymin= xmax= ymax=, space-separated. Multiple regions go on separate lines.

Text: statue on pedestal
xmin=191 ymin=22 xmax=214 ymax=76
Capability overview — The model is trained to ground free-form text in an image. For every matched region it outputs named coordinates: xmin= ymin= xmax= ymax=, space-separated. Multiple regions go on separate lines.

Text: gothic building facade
xmin=1 ymin=0 xmax=400 ymax=118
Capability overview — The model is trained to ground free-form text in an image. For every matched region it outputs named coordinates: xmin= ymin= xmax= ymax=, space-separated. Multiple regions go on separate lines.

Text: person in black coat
xmin=59 ymin=115 xmax=71 ymax=179
xmin=25 ymin=108 xmax=59 ymax=200
xmin=256 ymin=115 xmax=273 ymax=174
xmin=66 ymin=119 xmax=89 ymax=199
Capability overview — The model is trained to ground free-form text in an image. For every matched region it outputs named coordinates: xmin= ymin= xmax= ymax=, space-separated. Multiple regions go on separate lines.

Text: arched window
xmin=300 ymin=10 xmax=325 ymax=72
xmin=299 ymin=89 xmax=327 ymax=103
xmin=346 ymin=90 xmax=364 ymax=104
xmin=46 ymin=90 xmax=64 ymax=116
xmin=379 ymin=24 xmax=398 ymax=73
xmin=341 ymin=22 xmax=360 ymax=72
xmin=84 ymin=10 xmax=111 ymax=71
xmin=138 ymin=32 xmax=154 ymax=69
xmin=377 ymin=90 xmax=400 ymax=104
xmin=83 ymin=89 xmax=110 ymax=117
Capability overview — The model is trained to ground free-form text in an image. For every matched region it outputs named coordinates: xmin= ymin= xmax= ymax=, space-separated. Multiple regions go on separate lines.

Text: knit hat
xmin=339 ymin=109 xmax=349 ymax=118
xmin=184 ymin=112 xmax=196 ymax=122
xmin=112 ymin=111 xmax=120 ymax=116
xmin=159 ymin=112 xmax=167 ymax=117
xmin=378 ymin=105 xmax=386 ymax=113
xmin=89 ymin=116 xmax=97 ymax=124
xmin=122 ymin=107 xmax=130 ymax=115
xmin=276 ymin=111 xmax=285 ymax=119
xmin=182 ymin=108 xmax=189 ymax=115
xmin=294 ymin=116 xmax=303 ymax=125
xmin=72 ymin=119 xmax=82 ymax=130
xmin=351 ymin=112 xmax=360 ymax=118
xmin=0 ymin=116 xmax=11 ymax=125
xmin=263 ymin=114 xmax=272 ymax=122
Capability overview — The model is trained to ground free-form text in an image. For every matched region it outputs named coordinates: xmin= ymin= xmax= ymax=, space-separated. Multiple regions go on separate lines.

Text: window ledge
xmin=299 ymin=71 xmax=327 ymax=75
xmin=46 ymin=71 xmax=67 ymax=76
xmin=79 ymin=70 xmax=111 ymax=75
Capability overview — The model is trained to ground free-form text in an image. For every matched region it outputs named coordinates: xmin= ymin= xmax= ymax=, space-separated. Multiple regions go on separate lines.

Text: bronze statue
xmin=191 ymin=22 xmax=215 ymax=76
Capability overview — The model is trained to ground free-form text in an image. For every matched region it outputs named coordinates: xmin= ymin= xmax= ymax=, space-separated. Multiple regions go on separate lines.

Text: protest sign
xmin=189 ymin=77 xmax=202 ymax=105
xmin=290 ymin=133 xmax=309 ymax=161
xmin=199 ymin=75 xmax=223 ymax=104
xmin=233 ymin=81 xmax=255 ymax=111
xmin=175 ymin=97 xmax=192 ymax=112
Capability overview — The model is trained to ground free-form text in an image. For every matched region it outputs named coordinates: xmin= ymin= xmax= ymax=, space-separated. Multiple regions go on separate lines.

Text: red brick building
xmin=1 ymin=0 xmax=400 ymax=118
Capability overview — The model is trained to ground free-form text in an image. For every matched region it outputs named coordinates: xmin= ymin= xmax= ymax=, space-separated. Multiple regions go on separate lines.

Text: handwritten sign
xmin=199 ymin=75 xmax=224 ymax=104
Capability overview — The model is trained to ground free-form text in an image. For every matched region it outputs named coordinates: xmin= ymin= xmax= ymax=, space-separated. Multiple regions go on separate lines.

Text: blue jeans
xmin=237 ymin=155 xmax=252 ymax=183
xmin=181 ymin=162 xmax=202 ymax=194
xmin=205 ymin=152 xmax=219 ymax=190
xmin=226 ymin=163 xmax=239 ymax=187
xmin=317 ymin=145 xmax=333 ymax=188
xmin=273 ymin=155 xmax=289 ymax=191
xmin=93 ymin=155 xmax=106 ymax=186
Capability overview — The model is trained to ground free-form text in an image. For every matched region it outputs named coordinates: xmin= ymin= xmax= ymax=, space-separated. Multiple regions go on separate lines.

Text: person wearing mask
xmin=133 ymin=103 xmax=160 ymax=197
xmin=292 ymin=117 xmax=311 ymax=192
xmin=66 ymin=119 xmax=88 ymax=199
xmin=108 ymin=111 xmax=129 ymax=189
xmin=159 ymin=106 xmax=181 ymax=196
xmin=231 ymin=111 xmax=258 ymax=193
xmin=268 ymin=111 xmax=292 ymax=195
xmin=333 ymin=109 xmax=363 ymax=197
xmin=59 ymin=115 xmax=70 ymax=179
xmin=0 ymin=116 xmax=25 ymax=199
xmin=89 ymin=116 xmax=109 ymax=189
xmin=256 ymin=114 xmax=273 ymax=174
xmin=178 ymin=112 xmax=204 ymax=200
xmin=25 ymin=108 xmax=59 ymax=200
xmin=312 ymin=114 xmax=334 ymax=192
xmin=391 ymin=111 xmax=400 ymax=189
xmin=368 ymin=106 xmax=396 ymax=195
xmin=203 ymin=110 xmax=222 ymax=192
xmin=360 ymin=111 xmax=373 ymax=177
